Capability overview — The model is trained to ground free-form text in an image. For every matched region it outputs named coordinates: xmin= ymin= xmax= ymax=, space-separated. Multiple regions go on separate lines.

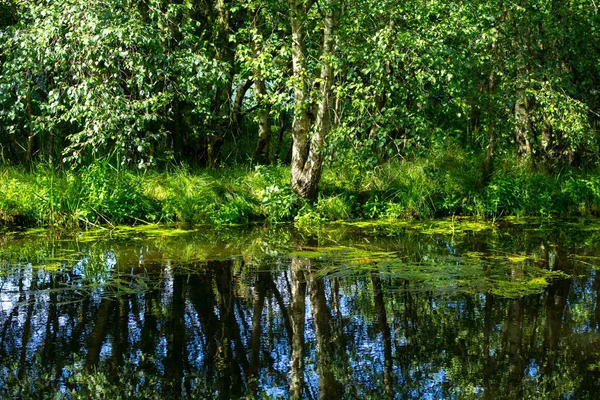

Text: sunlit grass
xmin=3 ymin=151 xmax=600 ymax=228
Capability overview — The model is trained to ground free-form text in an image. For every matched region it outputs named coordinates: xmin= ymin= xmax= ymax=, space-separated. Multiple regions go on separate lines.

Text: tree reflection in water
xmin=1 ymin=223 xmax=600 ymax=399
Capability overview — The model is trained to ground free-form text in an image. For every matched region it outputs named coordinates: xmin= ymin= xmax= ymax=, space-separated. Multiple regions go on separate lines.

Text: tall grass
xmin=3 ymin=151 xmax=600 ymax=228
xmin=0 ymin=162 xmax=294 ymax=228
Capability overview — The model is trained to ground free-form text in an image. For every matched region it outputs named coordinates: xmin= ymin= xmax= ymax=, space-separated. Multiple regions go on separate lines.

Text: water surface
xmin=1 ymin=220 xmax=599 ymax=399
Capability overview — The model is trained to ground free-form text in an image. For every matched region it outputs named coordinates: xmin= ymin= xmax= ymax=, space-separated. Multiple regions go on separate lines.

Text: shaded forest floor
xmin=3 ymin=152 xmax=600 ymax=229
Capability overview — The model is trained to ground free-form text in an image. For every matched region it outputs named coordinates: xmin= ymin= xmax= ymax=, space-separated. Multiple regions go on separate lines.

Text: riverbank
xmin=2 ymin=154 xmax=600 ymax=228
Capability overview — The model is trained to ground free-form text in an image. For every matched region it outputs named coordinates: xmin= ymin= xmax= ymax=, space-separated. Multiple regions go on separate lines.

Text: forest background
xmin=0 ymin=0 xmax=599 ymax=227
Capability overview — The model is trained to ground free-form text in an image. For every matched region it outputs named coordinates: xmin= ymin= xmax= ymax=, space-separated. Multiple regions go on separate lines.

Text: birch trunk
xmin=289 ymin=0 xmax=340 ymax=200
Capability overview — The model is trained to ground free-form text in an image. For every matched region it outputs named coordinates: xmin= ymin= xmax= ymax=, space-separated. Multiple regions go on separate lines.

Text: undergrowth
xmin=3 ymin=150 xmax=600 ymax=228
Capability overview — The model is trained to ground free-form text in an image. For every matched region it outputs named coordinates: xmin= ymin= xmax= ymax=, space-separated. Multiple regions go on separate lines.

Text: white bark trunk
xmin=289 ymin=0 xmax=340 ymax=200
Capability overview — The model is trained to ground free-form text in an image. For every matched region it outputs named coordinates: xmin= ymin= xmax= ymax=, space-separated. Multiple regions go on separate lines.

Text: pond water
xmin=1 ymin=220 xmax=599 ymax=399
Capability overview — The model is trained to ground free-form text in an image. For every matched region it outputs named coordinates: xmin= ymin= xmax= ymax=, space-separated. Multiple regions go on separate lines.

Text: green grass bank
xmin=3 ymin=152 xmax=600 ymax=229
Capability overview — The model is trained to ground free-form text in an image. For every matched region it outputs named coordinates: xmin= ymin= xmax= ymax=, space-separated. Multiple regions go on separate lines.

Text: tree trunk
xmin=506 ymin=298 xmax=524 ymax=399
xmin=26 ymin=90 xmax=37 ymax=165
xmin=215 ymin=262 xmax=247 ymax=397
xmin=274 ymin=110 xmax=287 ymax=162
xmin=18 ymin=283 xmax=36 ymax=380
xmin=483 ymin=293 xmax=494 ymax=400
xmin=289 ymin=0 xmax=340 ymax=200
xmin=208 ymin=84 xmax=233 ymax=167
xmin=252 ymin=9 xmax=272 ymax=164
xmin=541 ymin=117 xmax=553 ymax=161
xmin=253 ymin=78 xmax=271 ymax=164
xmin=164 ymin=274 xmax=186 ymax=397
xmin=484 ymin=69 xmax=497 ymax=183
xmin=368 ymin=94 xmax=386 ymax=160
xmin=188 ymin=273 xmax=220 ymax=390
xmin=207 ymin=0 xmax=236 ymax=167
xmin=512 ymin=0 xmax=534 ymax=162
xmin=233 ymin=78 xmax=254 ymax=136
xmin=515 ymin=90 xmax=532 ymax=160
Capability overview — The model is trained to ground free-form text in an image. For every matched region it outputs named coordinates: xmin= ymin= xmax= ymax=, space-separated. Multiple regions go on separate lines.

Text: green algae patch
xmin=112 ymin=224 xmax=190 ymax=235
xmin=337 ymin=220 xmax=412 ymax=230
xmin=571 ymin=254 xmax=600 ymax=269
xmin=292 ymin=246 xmax=399 ymax=264
xmin=0 ymin=219 xmax=586 ymax=301
xmin=465 ymin=251 xmax=486 ymax=258
xmin=306 ymin=243 xmax=572 ymax=298
xmin=17 ymin=227 xmax=51 ymax=236
xmin=489 ymin=270 xmax=570 ymax=298
xmin=507 ymin=254 xmax=532 ymax=263
xmin=73 ymin=224 xmax=196 ymax=242
xmin=339 ymin=217 xmax=497 ymax=236
xmin=557 ymin=219 xmax=600 ymax=232
xmin=501 ymin=216 xmax=549 ymax=225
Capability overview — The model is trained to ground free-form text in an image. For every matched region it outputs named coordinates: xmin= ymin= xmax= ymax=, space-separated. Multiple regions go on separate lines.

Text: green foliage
xmin=1 ymin=0 xmax=598 ymax=172
xmin=260 ymin=184 xmax=298 ymax=222
xmin=0 ymin=0 xmax=228 ymax=166
xmin=254 ymin=165 xmax=298 ymax=222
